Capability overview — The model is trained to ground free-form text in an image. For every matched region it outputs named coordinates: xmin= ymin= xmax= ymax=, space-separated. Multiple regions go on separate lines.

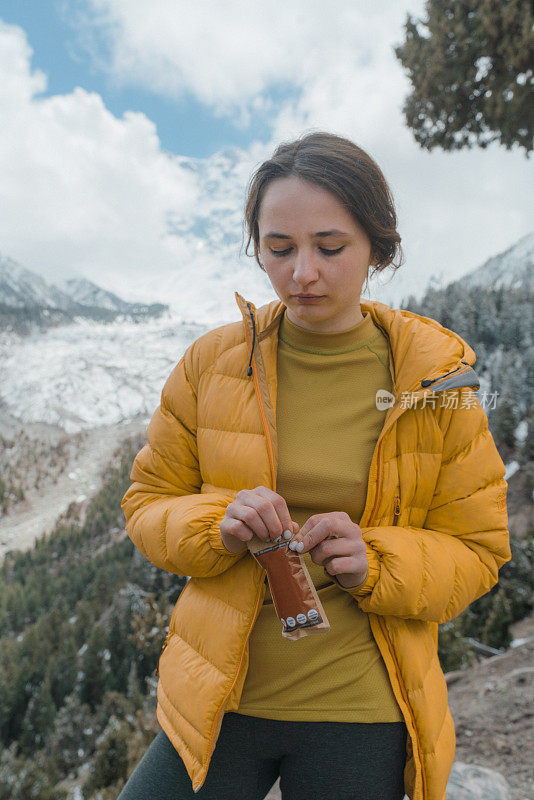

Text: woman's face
xmin=258 ymin=175 xmax=374 ymax=333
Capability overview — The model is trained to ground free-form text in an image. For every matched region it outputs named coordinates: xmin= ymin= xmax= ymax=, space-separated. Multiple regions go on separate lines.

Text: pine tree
xmin=483 ymin=587 xmax=513 ymax=649
xmin=521 ymin=409 xmax=534 ymax=463
xmin=128 ymin=592 xmax=166 ymax=685
xmin=492 ymin=387 xmax=520 ymax=450
xmin=80 ymin=626 xmax=107 ymax=711
xmin=49 ymin=636 xmax=77 ymax=708
xmin=394 ymin=0 xmax=534 ymax=156
xmin=73 ymin=600 xmax=93 ymax=649
xmin=19 ymin=676 xmax=56 ymax=755
xmin=82 ymin=716 xmax=129 ymax=796
xmin=126 ymin=661 xmax=143 ymax=708
xmin=0 ymin=743 xmax=66 ymax=800
xmin=106 ymin=610 xmax=131 ymax=693
xmin=476 ymin=290 xmax=499 ymax=348
xmin=45 ymin=692 xmax=93 ymax=778
xmin=438 ymin=615 xmax=476 ymax=673
xmin=5 ymin=583 xmax=26 ymax=631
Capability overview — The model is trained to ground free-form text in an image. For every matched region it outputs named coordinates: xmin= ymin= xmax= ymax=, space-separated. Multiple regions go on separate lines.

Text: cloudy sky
xmin=0 ymin=0 xmax=532 ymax=318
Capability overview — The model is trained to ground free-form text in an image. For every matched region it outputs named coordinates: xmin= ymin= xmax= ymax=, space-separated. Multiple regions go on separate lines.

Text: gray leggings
xmin=117 ymin=711 xmax=408 ymax=800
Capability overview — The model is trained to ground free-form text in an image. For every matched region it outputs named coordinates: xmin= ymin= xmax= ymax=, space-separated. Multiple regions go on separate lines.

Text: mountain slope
xmin=0 ymin=253 xmax=169 ymax=334
xmin=450 ymin=231 xmax=534 ymax=292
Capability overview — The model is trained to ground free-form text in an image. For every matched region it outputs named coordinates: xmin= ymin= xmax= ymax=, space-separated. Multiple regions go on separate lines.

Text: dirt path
xmin=0 ymin=410 xmax=146 ymax=561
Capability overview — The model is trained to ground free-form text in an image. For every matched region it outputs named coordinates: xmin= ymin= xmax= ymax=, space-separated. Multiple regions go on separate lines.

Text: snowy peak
xmin=0 ymin=252 xmax=168 ymax=334
xmin=57 ymin=277 xmax=137 ymax=313
xmin=457 ymin=232 xmax=534 ymax=292
xmin=0 ymin=254 xmax=75 ymax=311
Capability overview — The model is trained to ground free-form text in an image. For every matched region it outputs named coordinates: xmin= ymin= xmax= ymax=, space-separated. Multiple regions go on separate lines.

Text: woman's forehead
xmin=259 ymin=179 xmax=354 ymax=231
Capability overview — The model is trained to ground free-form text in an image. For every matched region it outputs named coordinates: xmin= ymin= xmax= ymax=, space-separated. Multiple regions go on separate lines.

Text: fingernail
xmin=283 ymin=530 xmax=292 ymax=540
xmin=296 ymin=541 xmax=304 ymax=552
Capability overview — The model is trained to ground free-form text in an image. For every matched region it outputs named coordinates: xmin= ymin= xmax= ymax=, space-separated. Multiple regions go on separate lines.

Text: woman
xmin=118 ymin=131 xmax=511 ymax=800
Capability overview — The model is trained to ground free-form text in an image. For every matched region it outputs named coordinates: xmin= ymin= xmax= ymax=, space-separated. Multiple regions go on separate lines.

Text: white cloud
xmin=0 ymin=19 xmax=201 ymax=294
xmin=0 ymin=5 xmax=532 ymax=318
xmin=68 ymin=0 xmax=411 ymax=122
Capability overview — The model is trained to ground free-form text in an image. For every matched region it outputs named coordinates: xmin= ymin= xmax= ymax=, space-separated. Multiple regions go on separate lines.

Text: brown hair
xmin=241 ymin=130 xmax=403 ymax=291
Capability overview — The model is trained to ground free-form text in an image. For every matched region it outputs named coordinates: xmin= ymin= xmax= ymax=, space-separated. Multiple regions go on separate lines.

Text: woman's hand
xmin=288 ymin=512 xmax=368 ymax=588
xmin=220 ymin=486 xmax=300 ymax=553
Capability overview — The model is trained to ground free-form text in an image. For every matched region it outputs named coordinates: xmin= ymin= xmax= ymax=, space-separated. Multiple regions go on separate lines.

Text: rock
xmin=446 ymin=761 xmax=512 ymax=799
xmin=264 ymin=778 xmax=280 ymax=799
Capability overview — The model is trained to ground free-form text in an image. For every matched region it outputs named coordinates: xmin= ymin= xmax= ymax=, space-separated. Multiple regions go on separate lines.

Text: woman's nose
xmin=292 ymin=250 xmax=320 ymax=281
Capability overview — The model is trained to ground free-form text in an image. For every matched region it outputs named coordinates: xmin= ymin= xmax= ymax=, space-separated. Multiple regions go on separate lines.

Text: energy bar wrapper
xmin=247 ymin=534 xmax=331 ymax=641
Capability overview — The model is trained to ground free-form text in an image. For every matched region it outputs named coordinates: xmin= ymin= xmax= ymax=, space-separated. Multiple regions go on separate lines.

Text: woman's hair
xmin=242 ymin=130 xmax=404 ymax=290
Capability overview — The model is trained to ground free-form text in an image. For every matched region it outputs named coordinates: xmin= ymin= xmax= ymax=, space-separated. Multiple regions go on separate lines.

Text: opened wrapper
xmin=247 ymin=534 xmax=331 ymax=640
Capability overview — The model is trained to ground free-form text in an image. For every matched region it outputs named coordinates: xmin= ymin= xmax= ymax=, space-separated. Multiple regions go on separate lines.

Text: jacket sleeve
xmin=341 ymin=388 xmax=512 ymax=623
xmin=120 ymin=340 xmax=248 ymax=579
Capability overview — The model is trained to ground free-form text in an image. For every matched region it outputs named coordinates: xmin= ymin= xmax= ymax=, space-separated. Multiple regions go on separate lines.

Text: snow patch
xmin=515 ymin=419 xmax=527 ymax=444
xmin=504 ymin=461 xmax=519 ymax=480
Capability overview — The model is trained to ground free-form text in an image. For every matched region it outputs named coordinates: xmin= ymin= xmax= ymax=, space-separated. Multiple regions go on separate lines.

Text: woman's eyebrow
xmin=264 ymin=229 xmax=349 ymax=239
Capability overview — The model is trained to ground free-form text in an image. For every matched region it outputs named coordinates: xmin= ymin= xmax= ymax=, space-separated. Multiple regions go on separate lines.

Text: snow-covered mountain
xmin=56 ymin=276 xmax=146 ymax=313
xmin=0 ymin=254 xmax=77 ymax=311
xmin=0 ymin=313 xmax=209 ymax=434
xmin=0 ymin=253 xmax=169 ymax=334
xmin=450 ymin=232 xmax=534 ymax=292
xmin=0 ymin=233 xmax=531 ymax=434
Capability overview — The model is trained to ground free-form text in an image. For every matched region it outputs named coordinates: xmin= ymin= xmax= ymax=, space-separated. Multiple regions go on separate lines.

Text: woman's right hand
xmin=219 ymin=486 xmax=300 ymax=553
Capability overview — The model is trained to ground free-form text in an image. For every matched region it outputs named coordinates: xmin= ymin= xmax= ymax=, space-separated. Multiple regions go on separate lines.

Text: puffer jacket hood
xmin=121 ymin=291 xmax=511 ymax=799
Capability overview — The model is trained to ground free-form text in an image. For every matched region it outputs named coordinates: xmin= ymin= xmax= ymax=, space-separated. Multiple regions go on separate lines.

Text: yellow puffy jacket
xmin=121 ymin=291 xmax=511 ymax=799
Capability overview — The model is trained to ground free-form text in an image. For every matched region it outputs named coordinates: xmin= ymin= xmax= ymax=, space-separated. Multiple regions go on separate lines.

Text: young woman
xmin=118 ymin=132 xmax=511 ymax=800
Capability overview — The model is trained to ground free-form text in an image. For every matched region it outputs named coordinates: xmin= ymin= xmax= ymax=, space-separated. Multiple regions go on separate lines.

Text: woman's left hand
xmin=288 ymin=512 xmax=368 ymax=588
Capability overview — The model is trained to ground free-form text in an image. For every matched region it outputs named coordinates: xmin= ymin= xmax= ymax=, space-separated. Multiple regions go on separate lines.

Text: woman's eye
xmin=270 ymin=246 xmax=344 ymax=257
xmin=321 ymin=246 xmax=344 ymax=256
xmin=270 ymin=248 xmax=292 ymax=257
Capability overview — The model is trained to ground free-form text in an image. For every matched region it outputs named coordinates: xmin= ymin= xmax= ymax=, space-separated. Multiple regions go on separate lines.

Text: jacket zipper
xmin=245 ymin=301 xmax=276 ymax=486
xmin=368 ymin=438 xmax=384 ymax=524
xmin=155 ymin=588 xmax=187 ymax=677
xmin=376 ymin=616 xmax=427 ymax=799
xmin=421 ymin=363 xmax=473 ymax=388
xmin=155 ymin=629 xmax=173 ymax=677
xmin=392 ymin=495 xmax=401 ymax=525
xmin=251 ymin=355 xmax=277 ymax=488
